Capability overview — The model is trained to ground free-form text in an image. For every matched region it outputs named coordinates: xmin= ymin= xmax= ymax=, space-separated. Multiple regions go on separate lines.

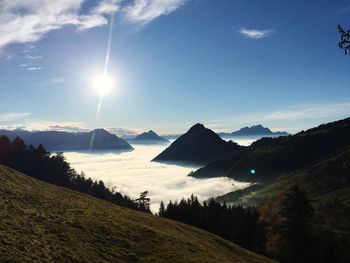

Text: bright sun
xmin=92 ymin=74 xmax=114 ymax=97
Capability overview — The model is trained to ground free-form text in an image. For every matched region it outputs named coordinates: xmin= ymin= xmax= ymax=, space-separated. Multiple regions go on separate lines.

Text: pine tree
xmin=158 ymin=201 xmax=165 ymax=216
xmin=338 ymin=25 xmax=350 ymax=55
xmin=136 ymin=191 xmax=151 ymax=213
xmin=278 ymin=185 xmax=314 ymax=263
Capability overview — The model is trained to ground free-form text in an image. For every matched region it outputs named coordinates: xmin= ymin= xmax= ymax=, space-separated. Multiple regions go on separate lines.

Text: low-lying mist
xmin=65 ymin=145 xmax=251 ymax=212
xmin=222 ymin=136 xmax=259 ymax=146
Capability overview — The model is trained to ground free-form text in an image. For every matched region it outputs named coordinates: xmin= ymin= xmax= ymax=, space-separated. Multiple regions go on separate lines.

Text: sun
xmin=92 ymin=73 xmax=114 ymax=97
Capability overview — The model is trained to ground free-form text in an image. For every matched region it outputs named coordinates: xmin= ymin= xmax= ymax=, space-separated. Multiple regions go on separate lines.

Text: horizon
xmin=1 ymin=117 xmax=340 ymax=137
xmin=1 ymin=0 xmax=350 ymax=134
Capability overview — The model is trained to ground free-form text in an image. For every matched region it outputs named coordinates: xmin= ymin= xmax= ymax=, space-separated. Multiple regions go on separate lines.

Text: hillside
xmin=215 ymin=148 xmax=350 ymax=206
xmin=193 ymin=117 xmax=350 ymax=181
xmin=153 ymin=123 xmax=244 ymax=165
xmin=0 ymin=165 xmax=274 ymax=263
xmin=0 ymin=128 xmax=133 ymax=151
xmin=132 ymin=130 xmax=169 ymax=144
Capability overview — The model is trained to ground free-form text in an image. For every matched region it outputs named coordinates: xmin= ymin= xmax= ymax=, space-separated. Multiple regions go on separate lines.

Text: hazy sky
xmin=0 ymin=0 xmax=349 ymax=135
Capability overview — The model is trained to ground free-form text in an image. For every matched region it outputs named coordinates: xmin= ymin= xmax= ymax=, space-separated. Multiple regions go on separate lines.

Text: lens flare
xmin=90 ymin=14 xmax=115 ymax=150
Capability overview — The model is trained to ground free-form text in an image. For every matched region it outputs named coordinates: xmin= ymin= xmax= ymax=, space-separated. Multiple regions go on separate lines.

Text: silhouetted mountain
xmin=192 ymin=117 xmax=350 ymax=181
xmin=0 ymin=129 xmax=133 ymax=151
xmin=219 ymin=125 xmax=288 ymax=137
xmin=131 ymin=130 xmax=169 ymax=144
xmin=153 ymin=123 xmax=244 ymax=165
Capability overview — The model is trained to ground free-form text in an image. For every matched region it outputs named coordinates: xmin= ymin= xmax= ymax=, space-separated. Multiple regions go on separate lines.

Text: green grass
xmin=316 ymin=187 xmax=350 ymax=206
xmin=313 ymin=188 xmax=350 ymax=236
xmin=217 ymin=149 xmax=350 ymax=207
xmin=0 ymin=165 xmax=274 ymax=263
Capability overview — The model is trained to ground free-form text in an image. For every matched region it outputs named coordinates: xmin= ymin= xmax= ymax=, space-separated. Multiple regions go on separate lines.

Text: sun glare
xmin=92 ymin=74 xmax=114 ymax=97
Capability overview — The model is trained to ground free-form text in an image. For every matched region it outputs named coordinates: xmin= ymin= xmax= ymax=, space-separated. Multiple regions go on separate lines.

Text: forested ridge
xmin=159 ymin=187 xmax=350 ymax=263
xmin=0 ymin=135 xmax=150 ymax=212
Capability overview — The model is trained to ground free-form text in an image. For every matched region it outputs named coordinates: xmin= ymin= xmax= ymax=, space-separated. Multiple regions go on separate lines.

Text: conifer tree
xmin=338 ymin=25 xmax=350 ymax=55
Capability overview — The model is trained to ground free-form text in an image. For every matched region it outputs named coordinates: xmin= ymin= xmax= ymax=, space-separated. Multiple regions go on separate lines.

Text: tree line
xmin=158 ymin=195 xmax=265 ymax=253
xmin=159 ymin=186 xmax=350 ymax=263
xmin=0 ymin=135 xmax=150 ymax=213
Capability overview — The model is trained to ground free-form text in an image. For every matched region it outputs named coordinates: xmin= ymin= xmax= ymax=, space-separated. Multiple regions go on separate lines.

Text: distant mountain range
xmin=153 ymin=123 xmax=244 ymax=165
xmin=160 ymin=125 xmax=288 ymax=141
xmin=218 ymin=125 xmax=289 ymax=137
xmin=129 ymin=130 xmax=169 ymax=145
xmin=0 ymin=128 xmax=133 ymax=151
xmin=192 ymin=117 xmax=350 ymax=182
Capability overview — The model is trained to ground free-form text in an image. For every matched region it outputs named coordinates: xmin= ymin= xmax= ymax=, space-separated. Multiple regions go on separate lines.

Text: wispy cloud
xmin=25 ymin=54 xmax=42 ymax=60
xmin=4 ymin=120 xmax=89 ymax=132
xmin=258 ymin=103 xmax=350 ymax=121
xmin=47 ymin=77 xmax=65 ymax=85
xmin=239 ymin=28 xmax=275 ymax=39
xmin=47 ymin=125 xmax=90 ymax=133
xmin=22 ymin=45 xmax=36 ymax=54
xmin=26 ymin=67 xmax=42 ymax=71
xmin=107 ymin=126 xmax=143 ymax=136
xmin=0 ymin=52 xmax=13 ymax=61
xmin=49 ymin=77 xmax=65 ymax=85
xmin=124 ymin=0 xmax=188 ymax=24
xmin=0 ymin=0 xmax=190 ymax=49
xmin=0 ymin=112 xmax=31 ymax=122
xmin=35 ymin=77 xmax=65 ymax=87
xmin=0 ymin=0 xmax=121 ymax=49
xmin=92 ymin=0 xmax=121 ymax=15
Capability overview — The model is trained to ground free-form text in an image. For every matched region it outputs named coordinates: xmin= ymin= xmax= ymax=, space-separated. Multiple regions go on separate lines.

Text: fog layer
xmin=65 ymin=144 xmax=250 ymax=212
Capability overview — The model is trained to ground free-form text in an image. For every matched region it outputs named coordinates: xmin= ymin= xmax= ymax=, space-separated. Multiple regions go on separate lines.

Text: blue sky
xmin=0 ymin=0 xmax=349 ymax=135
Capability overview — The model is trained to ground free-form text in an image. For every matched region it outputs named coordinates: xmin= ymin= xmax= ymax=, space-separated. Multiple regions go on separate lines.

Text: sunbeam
xmin=90 ymin=14 xmax=115 ymax=150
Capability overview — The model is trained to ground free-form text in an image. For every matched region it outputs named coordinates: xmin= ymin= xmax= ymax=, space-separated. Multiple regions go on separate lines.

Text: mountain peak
xmin=230 ymin=125 xmax=286 ymax=136
xmin=153 ymin=123 xmax=243 ymax=165
xmin=147 ymin=130 xmax=157 ymax=136
xmin=133 ymin=130 xmax=168 ymax=143
xmin=91 ymin=128 xmax=109 ymax=134
xmin=188 ymin=123 xmax=205 ymax=132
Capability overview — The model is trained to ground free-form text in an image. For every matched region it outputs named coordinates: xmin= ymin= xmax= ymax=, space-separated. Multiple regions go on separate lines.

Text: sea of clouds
xmin=65 ymin=144 xmax=251 ymax=212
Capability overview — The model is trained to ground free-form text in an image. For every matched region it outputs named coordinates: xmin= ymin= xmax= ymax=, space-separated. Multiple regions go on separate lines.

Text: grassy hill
xmin=215 ymin=148 xmax=350 ymax=206
xmin=0 ymin=165 xmax=274 ymax=263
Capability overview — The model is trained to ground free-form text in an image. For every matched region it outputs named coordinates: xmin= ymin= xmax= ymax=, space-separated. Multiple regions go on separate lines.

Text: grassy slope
xmin=0 ymin=165 xmax=274 ymax=263
xmin=313 ymin=187 xmax=350 ymax=236
xmin=216 ymin=149 xmax=350 ymax=206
